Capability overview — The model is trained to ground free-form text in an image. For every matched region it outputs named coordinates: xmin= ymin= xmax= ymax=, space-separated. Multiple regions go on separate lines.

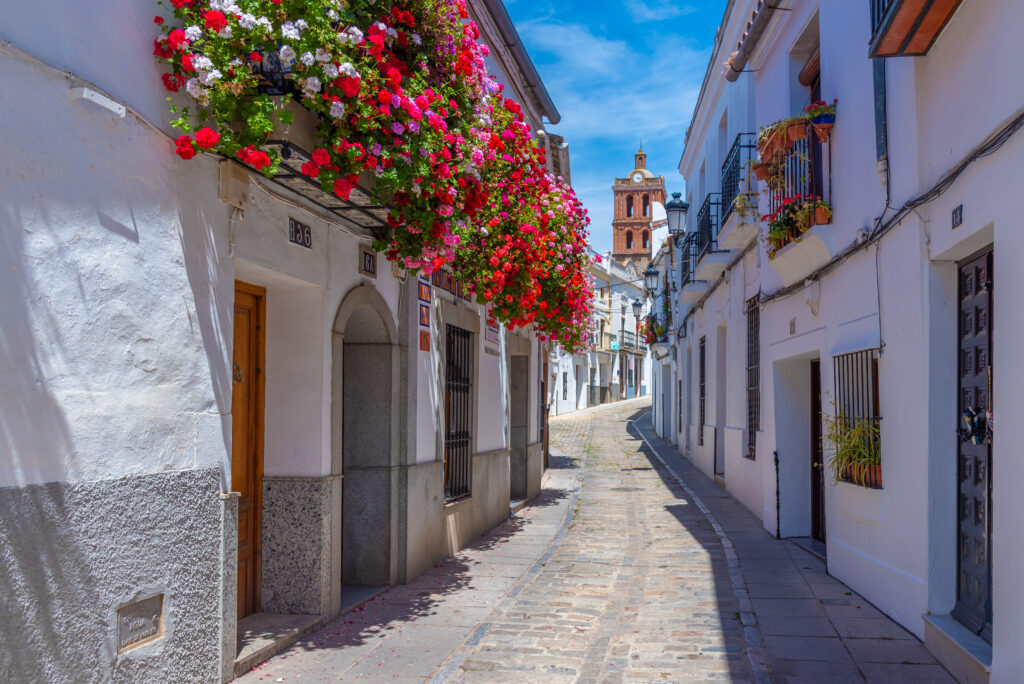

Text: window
xmin=832 ymin=349 xmax=882 ymax=488
xmin=444 ymin=325 xmax=473 ymax=501
xmin=698 ymin=336 xmax=706 ymax=446
xmin=626 ymin=231 xmax=634 ymax=249
xmin=642 ymin=231 xmax=650 ymax=249
xmin=745 ymin=297 xmax=760 ymax=459
xmin=626 ymin=196 xmax=634 ymax=217
xmin=562 ymin=371 xmax=568 ymax=401
xmin=643 ymin=194 xmax=650 ymax=217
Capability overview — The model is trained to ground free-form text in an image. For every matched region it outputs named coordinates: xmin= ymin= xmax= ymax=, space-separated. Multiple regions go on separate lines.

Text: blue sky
xmin=504 ymin=0 xmax=727 ymax=254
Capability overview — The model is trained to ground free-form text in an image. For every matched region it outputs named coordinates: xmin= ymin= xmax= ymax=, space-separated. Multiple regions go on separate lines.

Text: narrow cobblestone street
xmin=241 ymin=400 xmax=953 ymax=683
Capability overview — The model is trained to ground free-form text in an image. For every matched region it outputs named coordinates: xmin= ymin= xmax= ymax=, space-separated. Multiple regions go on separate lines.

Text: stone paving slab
xmin=238 ymin=400 xmax=959 ymax=683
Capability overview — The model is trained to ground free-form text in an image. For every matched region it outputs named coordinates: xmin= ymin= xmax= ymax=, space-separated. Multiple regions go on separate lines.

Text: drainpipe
xmin=481 ymin=0 xmax=561 ymax=124
xmin=724 ymin=1 xmax=788 ymax=83
xmin=774 ymin=450 xmax=781 ymax=539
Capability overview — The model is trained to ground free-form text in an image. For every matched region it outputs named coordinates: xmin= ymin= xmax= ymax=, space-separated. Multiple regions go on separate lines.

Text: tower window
xmin=642 ymin=231 xmax=650 ymax=249
xmin=626 ymin=231 xmax=634 ymax=249
xmin=643 ymin=195 xmax=650 ymax=217
xmin=626 ymin=196 xmax=634 ymax=218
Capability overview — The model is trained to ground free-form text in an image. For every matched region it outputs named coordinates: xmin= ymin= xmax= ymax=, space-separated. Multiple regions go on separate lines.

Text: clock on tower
xmin=611 ymin=148 xmax=667 ymax=271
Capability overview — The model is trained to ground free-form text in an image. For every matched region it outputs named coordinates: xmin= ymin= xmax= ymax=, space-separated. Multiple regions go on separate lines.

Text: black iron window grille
xmin=768 ymin=135 xmax=828 ymax=217
xmin=870 ymin=0 xmax=896 ymax=38
xmin=695 ymin=194 xmax=721 ymax=264
xmin=698 ymin=336 xmax=706 ymax=446
xmin=444 ymin=325 xmax=473 ymax=501
xmin=745 ymin=297 xmax=760 ymax=460
xmin=678 ymin=232 xmax=697 ymax=286
xmin=832 ymin=348 xmax=882 ymax=489
xmin=721 ymin=133 xmax=757 ymax=223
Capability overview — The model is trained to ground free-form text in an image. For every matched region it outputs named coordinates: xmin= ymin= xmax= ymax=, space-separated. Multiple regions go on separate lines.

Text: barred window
xmin=745 ymin=298 xmax=760 ymax=459
xmin=831 ymin=349 xmax=882 ymax=488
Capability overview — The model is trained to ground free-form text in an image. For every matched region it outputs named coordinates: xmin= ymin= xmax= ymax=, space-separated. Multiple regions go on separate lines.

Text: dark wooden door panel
xmin=953 ymin=250 xmax=992 ymax=640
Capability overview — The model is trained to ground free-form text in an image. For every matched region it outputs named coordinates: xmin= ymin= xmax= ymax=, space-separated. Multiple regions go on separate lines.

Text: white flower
xmin=210 ymin=0 xmax=238 ymax=12
xmin=238 ymin=13 xmax=256 ymax=29
xmin=281 ymin=22 xmax=300 ymax=40
xmin=339 ymin=62 xmax=359 ymax=78
xmin=373 ymin=22 xmax=386 ymax=32
xmin=217 ymin=26 xmax=233 ymax=39
xmin=199 ymin=69 xmax=222 ymax=86
xmin=193 ymin=55 xmax=213 ymax=71
xmin=327 ymin=9 xmax=338 ymax=21
xmin=411 ymin=33 xmax=422 ymax=46
xmin=300 ymin=52 xmax=315 ymax=66
xmin=386 ymin=28 xmax=398 ymax=39
xmin=279 ymin=45 xmax=296 ymax=63
xmin=295 ymin=19 xmax=308 ymax=32
xmin=185 ymin=77 xmax=204 ymax=99
xmin=184 ymin=25 xmax=203 ymax=42
xmin=302 ymin=76 xmax=321 ymax=93
xmin=323 ymin=63 xmax=339 ymax=78
xmin=330 ymin=100 xmax=346 ymax=119
xmin=256 ymin=17 xmax=272 ymax=31
xmin=346 ymin=27 xmax=364 ymax=44
xmin=228 ymin=58 xmax=242 ymax=67
xmin=315 ymin=48 xmax=331 ymax=63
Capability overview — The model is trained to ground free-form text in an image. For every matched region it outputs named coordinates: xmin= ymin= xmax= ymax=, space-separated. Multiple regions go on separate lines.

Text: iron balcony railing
xmin=767 ymin=133 xmax=829 ymax=253
xmin=870 ymin=0 xmax=895 ymax=38
xmin=623 ymin=331 xmax=637 ymax=349
xmin=721 ymin=133 xmax=756 ymax=223
xmin=695 ymin=194 xmax=721 ymax=264
xmin=678 ymin=232 xmax=697 ymax=286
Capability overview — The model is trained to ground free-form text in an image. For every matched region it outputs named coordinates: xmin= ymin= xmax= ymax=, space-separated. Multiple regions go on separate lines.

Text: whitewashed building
xmin=0 ymin=1 xmax=562 ymax=681
xmin=672 ymin=1 xmax=1024 ymax=681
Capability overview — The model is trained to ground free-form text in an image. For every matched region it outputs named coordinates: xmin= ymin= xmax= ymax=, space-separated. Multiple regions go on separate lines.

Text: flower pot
xmin=752 ymin=162 xmax=770 ymax=181
xmin=812 ymin=121 xmax=834 ymax=143
xmin=814 ymin=205 xmax=831 ymax=225
xmin=812 ymin=113 xmax=836 ymax=125
xmin=847 ymin=463 xmax=881 ymax=487
xmin=787 ymin=121 xmax=808 ymax=144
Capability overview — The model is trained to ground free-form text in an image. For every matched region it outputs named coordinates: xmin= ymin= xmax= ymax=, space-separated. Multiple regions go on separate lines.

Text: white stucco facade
xmin=671 ymin=1 xmax=1024 ymax=681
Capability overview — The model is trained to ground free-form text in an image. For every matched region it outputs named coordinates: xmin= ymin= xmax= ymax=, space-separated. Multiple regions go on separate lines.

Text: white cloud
xmin=625 ymin=1 xmax=697 ymax=23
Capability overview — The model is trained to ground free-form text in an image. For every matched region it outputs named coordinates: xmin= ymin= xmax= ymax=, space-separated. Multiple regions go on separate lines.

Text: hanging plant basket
xmin=814 ymin=204 xmax=832 ymax=225
xmin=812 ymin=121 xmax=834 ymax=143
xmin=787 ymin=120 xmax=809 ymax=144
xmin=752 ymin=162 xmax=770 ymax=181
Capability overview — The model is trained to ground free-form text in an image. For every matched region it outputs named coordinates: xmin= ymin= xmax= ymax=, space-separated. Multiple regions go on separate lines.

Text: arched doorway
xmin=332 ymin=284 xmax=398 ymax=589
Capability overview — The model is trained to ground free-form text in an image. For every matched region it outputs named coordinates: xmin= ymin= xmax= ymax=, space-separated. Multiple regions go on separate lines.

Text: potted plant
xmin=785 ymin=115 xmax=810 ymax=144
xmin=808 ymin=197 xmax=833 ymax=225
xmin=760 ymin=196 xmax=804 ymax=258
xmin=805 ymin=99 xmax=837 ymax=143
xmin=822 ymin=406 xmax=881 ymax=487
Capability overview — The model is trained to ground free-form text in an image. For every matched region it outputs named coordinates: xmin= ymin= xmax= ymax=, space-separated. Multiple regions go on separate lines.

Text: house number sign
xmin=116 ymin=593 xmax=164 ymax=653
xmin=289 ymin=218 xmax=312 ymax=249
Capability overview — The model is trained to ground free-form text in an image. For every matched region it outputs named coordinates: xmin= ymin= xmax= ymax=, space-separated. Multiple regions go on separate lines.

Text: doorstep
xmin=510 ymin=498 xmax=528 ymax=514
xmin=234 ymin=613 xmax=322 ymax=679
xmin=789 ymin=536 xmax=827 ymax=562
xmin=923 ymin=613 xmax=991 ymax=684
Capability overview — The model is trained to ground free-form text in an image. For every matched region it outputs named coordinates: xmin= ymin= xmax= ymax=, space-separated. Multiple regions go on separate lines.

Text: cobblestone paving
xmin=452 ymin=403 xmax=751 ymax=683
xmin=240 ymin=399 xmax=957 ymax=683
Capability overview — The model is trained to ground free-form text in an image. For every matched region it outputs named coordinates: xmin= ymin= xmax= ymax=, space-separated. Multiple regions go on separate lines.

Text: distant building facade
xmin=612 ymin=149 xmax=666 ymax=272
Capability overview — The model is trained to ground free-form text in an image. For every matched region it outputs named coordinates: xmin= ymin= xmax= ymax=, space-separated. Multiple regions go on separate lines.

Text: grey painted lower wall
xmin=0 ymin=467 xmax=223 ymax=684
xmin=443 ymin=449 xmax=511 ymax=555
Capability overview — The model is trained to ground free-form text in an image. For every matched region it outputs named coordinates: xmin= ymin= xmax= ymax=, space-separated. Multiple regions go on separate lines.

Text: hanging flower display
xmin=153 ymin=0 xmax=594 ymax=350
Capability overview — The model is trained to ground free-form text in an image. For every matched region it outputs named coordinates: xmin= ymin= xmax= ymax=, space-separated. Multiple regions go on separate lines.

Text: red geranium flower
xmin=175 ymin=135 xmax=196 ymax=160
xmin=204 ymin=10 xmax=227 ymax=33
xmin=194 ymin=127 xmax=220 ymax=149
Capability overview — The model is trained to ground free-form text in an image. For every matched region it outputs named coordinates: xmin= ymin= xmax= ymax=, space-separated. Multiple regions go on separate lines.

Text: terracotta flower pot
xmin=753 ymin=163 xmax=770 ymax=181
xmin=812 ymin=121 xmax=834 ymax=143
xmin=847 ymin=463 xmax=881 ymax=486
xmin=787 ymin=121 xmax=808 ymax=144
xmin=814 ymin=205 xmax=831 ymax=225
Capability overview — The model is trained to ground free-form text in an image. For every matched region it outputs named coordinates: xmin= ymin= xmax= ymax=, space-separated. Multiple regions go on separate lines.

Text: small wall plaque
xmin=485 ymin=322 xmax=500 ymax=346
xmin=288 ymin=218 xmax=312 ymax=249
xmin=952 ymin=204 xmax=963 ymax=229
xmin=117 ymin=594 xmax=164 ymax=654
xmin=419 ymin=303 xmax=430 ymax=327
xmin=359 ymin=246 xmax=377 ymax=278
xmin=419 ymin=330 xmax=430 ymax=352
xmin=418 ymin=280 xmax=431 ymax=303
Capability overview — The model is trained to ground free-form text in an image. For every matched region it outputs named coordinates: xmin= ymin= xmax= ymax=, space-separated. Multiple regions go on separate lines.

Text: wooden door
xmin=811 ymin=359 xmax=826 ymax=543
xmin=954 ymin=250 xmax=993 ymax=640
xmin=232 ymin=281 xmax=265 ymax=619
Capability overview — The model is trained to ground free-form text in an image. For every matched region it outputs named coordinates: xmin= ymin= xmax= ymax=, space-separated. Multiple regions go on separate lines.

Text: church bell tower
xmin=612 ymin=148 xmax=666 ymax=271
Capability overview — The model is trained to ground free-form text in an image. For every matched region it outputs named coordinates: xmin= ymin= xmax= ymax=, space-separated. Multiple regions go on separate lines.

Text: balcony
xmin=676 ymin=232 xmax=707 ymax=303
xmin=869 ymin=0 xmax=964 ymax=58
xmin=765 ymin=132 xmax=836 ymax=288
xmin=719 ymin=133 xmax=759 ymax=249
xmin=694 ymin=194 xmax=730 ymax=281
xmin=623 ymin=330 xmax=637 ymax=349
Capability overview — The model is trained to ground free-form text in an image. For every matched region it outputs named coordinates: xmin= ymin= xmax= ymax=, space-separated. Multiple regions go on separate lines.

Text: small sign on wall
xmin=952 ymin=204 xmax=963 ymax=229
xmin=418 ymin=280 xmax=431 ymax=302
xmin=359 ymin=246 xmax=377 ymax=278
xmin=419 ymin=330 xmax=430 ymax=352
xmin=289 ymin=218 xmax=312 ymax=249
xmin=419 ymin=303 xmax=430 ymax=327
xmin=117 ymin=594 xmax=164 ymax=654
xmin=485 ymin=322 xmax=500 ymax=346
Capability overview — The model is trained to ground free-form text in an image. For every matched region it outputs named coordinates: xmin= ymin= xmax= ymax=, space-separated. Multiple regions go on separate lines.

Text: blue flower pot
xmin=813 ymin=113 xmax=835 ymax=125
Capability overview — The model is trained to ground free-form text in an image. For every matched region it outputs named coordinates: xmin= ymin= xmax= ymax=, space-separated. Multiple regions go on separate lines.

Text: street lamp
xmin=665 ymin=192 xmax=689 ymax=242
xmin=643 ymin=265 xmax=660 ymax=296
xmin=631 ymin=298 xmax=642 ymax=320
